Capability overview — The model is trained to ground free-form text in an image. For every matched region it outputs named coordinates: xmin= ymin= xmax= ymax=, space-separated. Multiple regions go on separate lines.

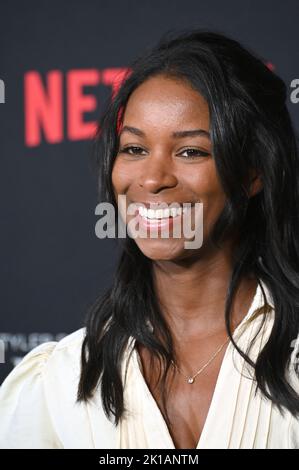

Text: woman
xmin=1 ymin=29 xmax=299 ymax=449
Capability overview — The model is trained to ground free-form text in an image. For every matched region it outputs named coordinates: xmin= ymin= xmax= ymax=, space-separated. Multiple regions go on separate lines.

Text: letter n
xmin=24 ymin=71 xmax=63 ymax=147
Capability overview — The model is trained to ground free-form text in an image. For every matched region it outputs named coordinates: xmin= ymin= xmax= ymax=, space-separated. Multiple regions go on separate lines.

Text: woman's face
xmin=112 ymin=74 xmax=227 ymax=261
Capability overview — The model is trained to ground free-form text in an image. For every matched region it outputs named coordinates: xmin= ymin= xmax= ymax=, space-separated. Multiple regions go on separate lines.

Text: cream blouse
xmin=0 ymin=280 xmax=298 ymax=449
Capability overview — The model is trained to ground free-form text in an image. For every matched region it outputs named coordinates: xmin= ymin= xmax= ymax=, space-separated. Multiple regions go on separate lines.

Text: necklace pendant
xmin=187 ymin=377 xmax=194 ymax=384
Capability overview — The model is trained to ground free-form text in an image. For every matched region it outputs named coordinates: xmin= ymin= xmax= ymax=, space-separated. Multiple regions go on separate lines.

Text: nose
xmin=138 ymin=152 xmax=178 ymax=193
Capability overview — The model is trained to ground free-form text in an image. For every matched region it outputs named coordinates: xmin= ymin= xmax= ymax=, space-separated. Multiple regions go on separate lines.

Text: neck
xmin=152 ymin=246 xmax=257 ymax=340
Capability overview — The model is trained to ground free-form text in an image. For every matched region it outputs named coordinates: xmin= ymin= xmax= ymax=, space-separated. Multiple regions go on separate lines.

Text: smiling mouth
xmin=132 ymin=204 xmax=195 ymax=232
xmin=131 ymin=202 xmax=195 ymax=221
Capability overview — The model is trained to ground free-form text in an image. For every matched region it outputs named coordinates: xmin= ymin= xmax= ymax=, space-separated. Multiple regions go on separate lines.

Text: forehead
xmin=122 ymin=75 xmax=209 ymax=129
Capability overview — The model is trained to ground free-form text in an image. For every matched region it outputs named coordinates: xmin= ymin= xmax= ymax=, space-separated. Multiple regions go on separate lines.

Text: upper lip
xmin=132 ymin=201 xmax=195 ymax=209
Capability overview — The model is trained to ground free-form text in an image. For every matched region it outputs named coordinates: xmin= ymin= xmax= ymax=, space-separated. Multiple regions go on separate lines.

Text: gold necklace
xmin=170 ymin=336 xmax=230 ymax=384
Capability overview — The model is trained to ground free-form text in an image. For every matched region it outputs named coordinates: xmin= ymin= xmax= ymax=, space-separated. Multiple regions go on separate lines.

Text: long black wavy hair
xmin=77 ymin=28 xmax=299 ymax=426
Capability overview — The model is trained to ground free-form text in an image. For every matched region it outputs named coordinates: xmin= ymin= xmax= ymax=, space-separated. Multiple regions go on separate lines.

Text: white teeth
xmin=137 ymin=205 xmax=188 ymax=219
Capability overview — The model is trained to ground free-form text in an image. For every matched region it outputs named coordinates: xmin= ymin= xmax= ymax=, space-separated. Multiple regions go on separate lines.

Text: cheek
xmin=189 ymin=162 xmax=224 ymax=197
xmin=203 ymin=176 xmax=226 ymax=205
xmin=187 ymin=165 xmax=227 ymax=220
xmin=111 ymin=160 xmax=132 ymax=195
xmin=202 ymin=179 xmax=227 ymax=228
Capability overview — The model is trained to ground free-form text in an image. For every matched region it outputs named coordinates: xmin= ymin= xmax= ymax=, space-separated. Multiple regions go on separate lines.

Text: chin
xmin=134 ymin=238 xmax=186 ymax=261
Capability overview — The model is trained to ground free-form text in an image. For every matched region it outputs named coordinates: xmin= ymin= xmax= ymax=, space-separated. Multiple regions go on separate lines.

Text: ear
xmin=247 ymin=169 xmax=263 ymax=198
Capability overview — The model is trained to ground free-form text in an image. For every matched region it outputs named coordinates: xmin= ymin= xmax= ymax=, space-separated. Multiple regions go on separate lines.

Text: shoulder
xmin=53 ymin=326 xmax=86 ymax=351
xmin=2 ymin=327 xmax=86 ymax=383
xmin=35 ymin=326 xmax=86 ymax=359
xmin=7 ymin=327 xmax=87 ymax=402
xmin=43 ymin=327 xmax=86 ymax=367
xmin=42 ymin=327 xmax=86 ymax=386
xmin=0 ymin=328 xmax=86 ymax=448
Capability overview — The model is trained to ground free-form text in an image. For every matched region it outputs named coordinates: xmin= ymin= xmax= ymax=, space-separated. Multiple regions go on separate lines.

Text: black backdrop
xmin=1 ymin=0 xmax=299 ymax=382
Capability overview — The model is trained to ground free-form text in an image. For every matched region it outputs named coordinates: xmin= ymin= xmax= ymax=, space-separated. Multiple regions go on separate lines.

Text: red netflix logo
xmin=24 ymin=68 xmax=130 ymax=147
xmin=24 ymin=63 xmax=275 ymax=148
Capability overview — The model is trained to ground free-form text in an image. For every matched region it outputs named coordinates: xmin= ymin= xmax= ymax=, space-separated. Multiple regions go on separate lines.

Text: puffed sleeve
xmin=0 ymin=342 xmax=62 ymax=449
xmin=287 ymin=364 xmax=299 ymax=449
xmin=289 ymin=414 xmax=299 ymax=448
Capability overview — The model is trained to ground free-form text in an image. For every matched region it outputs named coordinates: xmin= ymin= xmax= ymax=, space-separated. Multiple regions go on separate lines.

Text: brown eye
xmin=119 ymin=146 xmax=146 ymax=155
xmin=179 ymin=148 xmax=210 ymax=159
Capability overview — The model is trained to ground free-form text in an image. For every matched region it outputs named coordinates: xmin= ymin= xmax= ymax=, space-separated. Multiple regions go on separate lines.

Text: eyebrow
xmin=119 ymin=125 xmax=210 ymax=139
